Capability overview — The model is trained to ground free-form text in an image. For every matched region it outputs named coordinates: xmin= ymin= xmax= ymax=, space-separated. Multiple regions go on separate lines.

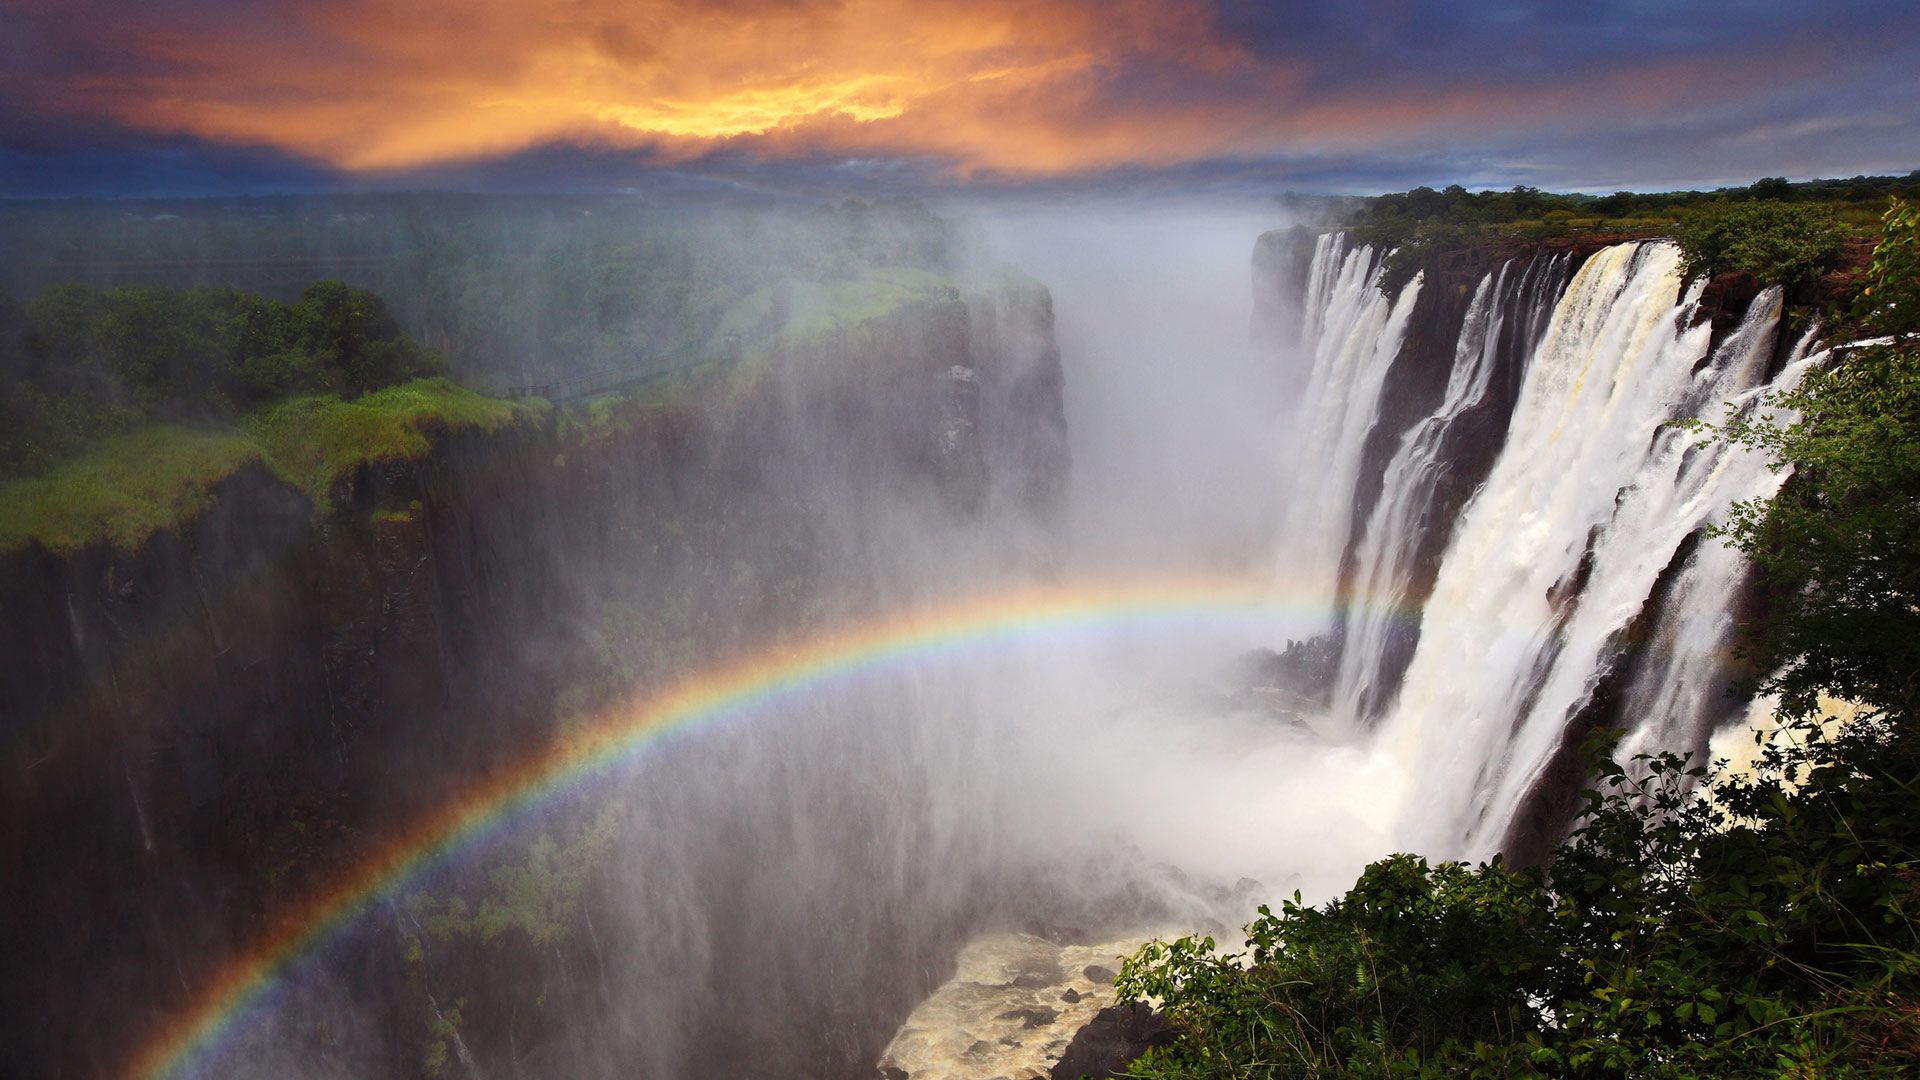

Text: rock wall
xmin=0 ymin=288 xmax=1069 ymax=1080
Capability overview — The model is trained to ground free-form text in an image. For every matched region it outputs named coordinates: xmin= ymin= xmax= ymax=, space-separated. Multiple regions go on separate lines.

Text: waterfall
xmin=1332 ymin=254 xmax=1566 ymax=723
xmin=1614 ymin=314 xmax=1821 ymax=764
xmin=1276 ymin=233 xmax=1422 ymax=624
xmin=1321 ymin=240 xmax=1799 ymax=857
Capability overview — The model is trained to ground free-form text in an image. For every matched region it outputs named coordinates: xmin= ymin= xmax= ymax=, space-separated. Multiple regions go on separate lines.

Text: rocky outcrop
xmin=876 ymin=934 xmax=1169 ymax=1080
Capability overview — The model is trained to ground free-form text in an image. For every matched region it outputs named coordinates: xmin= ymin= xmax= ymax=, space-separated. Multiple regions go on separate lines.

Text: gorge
xmin=0 ymin=200 xmax=1867 ymax=1079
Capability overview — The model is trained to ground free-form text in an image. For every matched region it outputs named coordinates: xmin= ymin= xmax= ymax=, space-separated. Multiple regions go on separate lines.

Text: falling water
xmin=1332 ymin=254 xmax=1566 ymax=723
xmin=1359 ymin=242 xmax=1802 ymax=856
xmin=1275 ymin=234 xmax=1422 ymax=626
xmin=1614 ymin=312 xmax=1822 ymax=763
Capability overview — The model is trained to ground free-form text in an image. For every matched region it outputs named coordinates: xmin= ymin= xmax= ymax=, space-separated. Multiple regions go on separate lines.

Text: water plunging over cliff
xmin=1267 ymin=236 xmax=1808 ymax=858
xmin=1275 ymin=234 xmax=1422 ymax=629
xmin=1331 ymin=253 xmax=1567 ymax=724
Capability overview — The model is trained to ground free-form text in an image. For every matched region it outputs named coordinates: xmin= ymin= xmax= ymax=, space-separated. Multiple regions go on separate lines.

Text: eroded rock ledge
xmin=877 ymin=933 xmax=1172 ymax=1080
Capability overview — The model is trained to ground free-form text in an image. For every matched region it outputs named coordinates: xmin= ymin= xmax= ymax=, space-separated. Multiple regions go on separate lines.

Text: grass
xmin=248 ymin=378 xmax=538 ymax=510
xmin=0 ymin=379 xmax=543 ymax=553
xmin=0 ymin=260 xmax=988 ymax=556
xmin=0 ymin=426 xmax=262 ymax=553
xmin=769 ymin=266 xmax=958 ymax=347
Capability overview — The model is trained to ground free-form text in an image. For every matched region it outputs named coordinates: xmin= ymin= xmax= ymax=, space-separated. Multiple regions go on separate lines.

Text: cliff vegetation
xmin=1339 ymin=174 xmax=1914 ymax=296
xmin=1121 ymin=196 xmax=1920 ymax=1078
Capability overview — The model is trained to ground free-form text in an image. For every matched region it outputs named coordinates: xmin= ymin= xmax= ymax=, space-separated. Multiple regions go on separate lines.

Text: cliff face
xmin=0 ymin=287 xmax=1069 ymax=1079
xmin=1251 ymin=228 xmax=1572 ymax=716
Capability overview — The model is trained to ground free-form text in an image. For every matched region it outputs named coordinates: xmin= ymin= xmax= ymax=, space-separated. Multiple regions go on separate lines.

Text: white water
xmin=1328 ymin=242 xmax=1796 ymax=856
xmin=1275 ymin=234 xmax=1422 ymax=628
xmin=1615 ymin=317 xmax=1822 ymax=764
xmin=1332 ymin=256 xmax=1563 ymax=723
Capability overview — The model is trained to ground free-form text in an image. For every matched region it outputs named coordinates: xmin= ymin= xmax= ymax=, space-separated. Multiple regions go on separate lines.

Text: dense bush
xmin=1121 ymin=731 xmax=1920 ymax=1077
xmin=1851 ymin=197 xmax=1919 ymax=338
xmin=1120 ymin=197 xmax=1920 ymax=1079
xmin=1675 ymin=200 xmax=1848 ymax=285
xmin=0 ymin=280 xmax=443 ymax=474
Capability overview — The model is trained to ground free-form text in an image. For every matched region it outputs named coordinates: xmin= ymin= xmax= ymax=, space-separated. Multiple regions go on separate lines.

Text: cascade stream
xmin=1275 ymin=234 xmax=1809 ymax=858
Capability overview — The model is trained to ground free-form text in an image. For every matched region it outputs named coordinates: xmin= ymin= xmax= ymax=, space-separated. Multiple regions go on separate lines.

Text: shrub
xmin=1850 ymin=196 xmax=1920 ymax=337
xmin=1675 ymin=200 xmax=1847 ymax=285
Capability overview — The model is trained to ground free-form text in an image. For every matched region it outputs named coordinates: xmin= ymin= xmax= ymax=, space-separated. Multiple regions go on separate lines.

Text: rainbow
xmin=124 ymin=574 xmax=1406 ymax=1080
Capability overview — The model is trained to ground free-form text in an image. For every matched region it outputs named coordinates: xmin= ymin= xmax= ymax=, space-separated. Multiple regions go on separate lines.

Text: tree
xmin=295 ymin=280 xmax=443 ymax=395
xmin=1675 ymin=200 xmax=1847 ymax=285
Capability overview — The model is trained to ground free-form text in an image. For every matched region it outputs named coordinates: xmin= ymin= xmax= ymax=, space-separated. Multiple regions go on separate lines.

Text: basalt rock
xmin=0 ymin=287 xmax=1070 ymax=1080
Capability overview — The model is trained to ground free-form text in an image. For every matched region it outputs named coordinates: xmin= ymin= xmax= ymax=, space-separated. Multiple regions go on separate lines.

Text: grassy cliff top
xmin=0 ymin=378 xmax=539 ymax=554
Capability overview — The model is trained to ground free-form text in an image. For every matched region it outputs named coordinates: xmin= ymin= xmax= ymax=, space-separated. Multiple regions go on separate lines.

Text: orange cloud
xmin=10 ymin=0 xmax=1830 ymax=180
xmin=30 ymin=0 xmax=1268 ymax=174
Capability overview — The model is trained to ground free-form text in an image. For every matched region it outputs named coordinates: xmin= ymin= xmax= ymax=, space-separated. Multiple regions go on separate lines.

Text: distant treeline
xmin=0 ymin=281 xmax=442 ymax=475
xmin=1330 ymin=173 xmax=1919 ymax=293
xmin=1341 ymin=172 xmax=1920 ymax=241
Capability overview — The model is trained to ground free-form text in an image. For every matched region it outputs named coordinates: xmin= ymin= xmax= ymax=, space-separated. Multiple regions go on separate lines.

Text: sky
xmin=1 ymin=0 xmax=1916 ymax=198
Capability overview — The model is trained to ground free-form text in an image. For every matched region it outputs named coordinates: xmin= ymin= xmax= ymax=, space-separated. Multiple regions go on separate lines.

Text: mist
xmin=968 ymin=201 xmax=1300 ymax=570
xmin=0 ymin=194 xmax=1423 ymax=1080
xmin=3 ymin=184 xmax=1799 ymax=1080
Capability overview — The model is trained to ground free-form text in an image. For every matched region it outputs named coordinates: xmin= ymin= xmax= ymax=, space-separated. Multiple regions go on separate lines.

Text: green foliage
xmin=246 ymin=378 xmax=533 ymax=510
xmin=0 ymin=197 xmax=973 ymax=394
xmin=1122 ymin=731 xmax=1920 ymax=1078
xmin=1851 ymin=197 xmax=1920 ymax=338
xmin=1120 ymin=855 xmax=1560 ymax=1077
xmin=0 ymin=378 xmax=533 ymax=551
xmin=1675 ymin=201 xmax=1848 ymax=285
xmin=0 ymin=280 xmax=445 ymax=477
xmin=0 ymin=425 xmax=261 ymax=552
xmin=411 ymin=819 xmax=613 ymax=950
xmin=405 ymin=806 xmax=616 ymax=959
xmin=1122 ymin=206 xmax=1920 ymax=1079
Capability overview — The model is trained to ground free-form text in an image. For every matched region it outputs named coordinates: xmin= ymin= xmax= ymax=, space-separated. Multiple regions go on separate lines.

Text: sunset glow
xmin=4 ymin=0 xmax=1913 ymax=190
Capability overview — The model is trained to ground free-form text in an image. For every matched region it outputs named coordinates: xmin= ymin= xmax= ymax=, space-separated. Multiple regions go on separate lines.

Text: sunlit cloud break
xmin=1 ymin=0 xmax=1917 ymax=191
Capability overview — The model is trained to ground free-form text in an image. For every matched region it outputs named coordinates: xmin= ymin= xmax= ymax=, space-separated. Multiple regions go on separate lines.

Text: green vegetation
xmin=1342 ymin=174 xmax=1918 ymax=295
xmin=408 ymin=818 xmax=613 ymax=950
xmin=1853 ymin=197 xmax=1920 ymax=338
xmin=1121 ymin=190 xmax=1920 ymax=1078
xmin=0 ymin=279 xmax=444 ymax=476
xmin=0 ymin=379 xmax=535 ymax=552
xmin=0 ymin=426 xmax=261 ymax=552
xmin=247 ymin=378 xmax=532 ymax=509
xmin=0 ymin=199 xmax=976 ymax=553
xmin=1675 ymin=201 xmax=1848 ymax=286
xmin=0 ymin=196 xmax=971 ymax=392
xmin=402 ymin=812 xmax=617 ymax=1076
xmin=0 ymin=274 xmax=551 ymax=551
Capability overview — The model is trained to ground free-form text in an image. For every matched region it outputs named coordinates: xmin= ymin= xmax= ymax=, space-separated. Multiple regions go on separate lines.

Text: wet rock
xmin=1049 ymin=1004 xmax=1174 ymax=1080
xmin=876 ymin=933 xmax=1161 ymax=1080
xmin=996 ymin=1007 xmax=1059 ymax=1029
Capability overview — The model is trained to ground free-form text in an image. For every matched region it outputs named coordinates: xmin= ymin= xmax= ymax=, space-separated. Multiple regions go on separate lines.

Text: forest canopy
xmin=0 ymin=281 xmax=443 ymax=476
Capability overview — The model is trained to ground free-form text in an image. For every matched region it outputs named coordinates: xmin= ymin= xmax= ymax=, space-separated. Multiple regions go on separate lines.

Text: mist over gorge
xmin=0 ymin=186 xmax=1874 ymax=1078
xmin=1 ymin=7 xmax=1916 ymax=1069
